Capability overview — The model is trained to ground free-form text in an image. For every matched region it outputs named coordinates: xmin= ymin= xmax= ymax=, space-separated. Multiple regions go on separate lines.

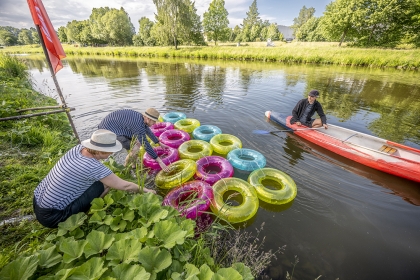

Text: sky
xmin=0 ymin=0 xmax=332 ymax=31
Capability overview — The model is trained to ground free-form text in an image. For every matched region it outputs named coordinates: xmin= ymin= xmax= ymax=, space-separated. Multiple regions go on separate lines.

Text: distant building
xmin=277 ymin=25 xmax=294 ymax=40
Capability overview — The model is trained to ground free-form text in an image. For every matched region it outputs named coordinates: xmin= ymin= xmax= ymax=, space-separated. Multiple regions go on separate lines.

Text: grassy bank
xmin=2 ymin=42 xmax=420 ymax=70
xmin=0 ymin=53 xmax=282 ymax=278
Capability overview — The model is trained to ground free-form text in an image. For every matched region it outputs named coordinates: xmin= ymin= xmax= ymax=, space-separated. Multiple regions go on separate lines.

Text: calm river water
xmin=24 ymin=55 xmax=420 ymax=280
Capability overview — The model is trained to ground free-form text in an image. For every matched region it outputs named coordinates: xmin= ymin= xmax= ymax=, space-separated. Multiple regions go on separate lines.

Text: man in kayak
xmin=290 ymin=89 xmax=328 ymax=129
xmin=98 ymin=108 xmax=171 ymax=171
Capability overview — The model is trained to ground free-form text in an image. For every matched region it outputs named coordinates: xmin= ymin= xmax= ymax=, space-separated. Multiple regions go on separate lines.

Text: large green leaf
xmin=0 ymin=255 xmax=38 ymax=280
xmin=67 ymin=257 xmax=107 ymax=280
xmin=197 ymin=264 xmax=214 ymax=280
xmin=214 ymin=267 xmax=242 ymax=280
xmin=89 ymin=210 xmax=107 ymax=224
xmin=153 ymin=219 xmax=187 ymax=249
xmin=57 ymin=213 xmax=87 ymax=237
xmin=183 ymin=263 xmax=200 ymax=279
xmin=112 ymin=263 xmax=150 ymax=280
xmin=84 ymin=230 xmax=115 ymax=258
xmin=231 ymin=263 xmax=253 ymax=280
xmin=106 ymin=239 xmax=142 ymax=264
xmin=109 ymin=216 xmax=127 ymax=232
xmin=38 ymin=246 xmax=62 ymax=268
xmin=138 ymin=246 xmax=172 ymax=273
xmin=59 ymin=238 xmax=88 ymax=263
xmin=179 ymin=219 xmax=196 ymax=238
xmin=122 ymin=208 xmax=135 ymax=222
xmin=138 ymin=205 xmax=169 ymax=227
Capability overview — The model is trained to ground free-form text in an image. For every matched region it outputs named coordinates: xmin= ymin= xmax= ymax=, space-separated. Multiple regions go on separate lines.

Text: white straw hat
xmin=143 ymin=108 xmax=160 ymax=122
xmin=81 ymin=129 xmax=122 ymax=153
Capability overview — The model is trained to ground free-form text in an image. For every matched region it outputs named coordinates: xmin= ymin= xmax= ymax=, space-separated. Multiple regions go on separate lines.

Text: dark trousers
xmin=33 ymin=181 xmax=104 ymax=228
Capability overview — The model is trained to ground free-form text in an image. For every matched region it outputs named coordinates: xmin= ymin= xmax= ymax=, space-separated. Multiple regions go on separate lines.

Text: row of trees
xmin=292 ymin=0 xmax=420 ymax=47
xmin=0 ymin=0 xmax=282 ymax=48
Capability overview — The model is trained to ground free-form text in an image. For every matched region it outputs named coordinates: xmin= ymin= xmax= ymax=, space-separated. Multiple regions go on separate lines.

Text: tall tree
xmin=291 ymin=6 xmax=315 ymax=36
xmin=30 ymin=27 xmax=39 ymax=44
xmin=319 ymin=0 xmax=366 ymax=46
xmin=182 ymin=2 xmax=206 ymax=45
xmin=17 ymin=29 xmax=33 ymax=45
xmin=0 ymin=29 xmax=17 ymax=46
xmin=239 ymin=0 xmax=262 ymax=42
xmin=153 ymin=0 xmax=193 ymax=49
xmin=89 ymin=7 xmax=112 ymax=44
xmin=229 ymin=25 xmax=241 ymax=42
xmin=203 ymin=0 xmax=229 ymax=45
xmin=296 ymin=17 xmax=325 ymax=42
xmin=57 ymin=26 xmax=68 ymax=43
xmin=102 ymin=8 xmax=135 ymax=46
xmin=134 ymin=17 xmax=155 ymax=46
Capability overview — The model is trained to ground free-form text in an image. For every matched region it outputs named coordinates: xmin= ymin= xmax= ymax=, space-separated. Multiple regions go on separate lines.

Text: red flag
xmin=27 ymin=0 xmax=66 ymax=74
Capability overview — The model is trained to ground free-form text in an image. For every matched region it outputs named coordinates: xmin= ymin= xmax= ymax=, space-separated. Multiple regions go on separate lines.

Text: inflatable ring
xmin=210 ymin=178 xmax=259 ymax=223
xmin=227 ymin=148 xmax=266 ymax=171
xmin=155 ymin=159 xmax=197 ymax=189
xmin=143 ymin=147 xmax=179 ymax=170
xmin=195 ymin=156 xmax=234 ymax=185
xmin=150 ymin=122 xmax=174 ymax=137
xmin=178 ymin=140 xmax=213 ymax=160
xmin=162 ymin=180 xmax=214 ymax=219
xmin=248 ymin=168 xmax=297 ymax=205
xmin=210 ymin=134 xmax=242 ymax=155
xmin=193 ymin=125 xmax=222 ymax=142
xmin=159 ymin=129 xmax=190 ymax=149
xmin=174 ymin=118 xmax=201 ymax=134
xmin=162 ymin=112 xmax=186 ymax=124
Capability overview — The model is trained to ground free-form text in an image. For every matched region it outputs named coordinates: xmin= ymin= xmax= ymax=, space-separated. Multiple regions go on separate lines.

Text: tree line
xmin=292 ymin=0 xmax=420 ymax=47
xmin=1 ymin=0 xmax=419 ymax=48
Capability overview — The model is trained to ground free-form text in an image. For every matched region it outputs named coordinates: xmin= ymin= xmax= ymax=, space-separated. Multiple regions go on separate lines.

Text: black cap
xmin=309 ymin=90 xmax=319 ymax=97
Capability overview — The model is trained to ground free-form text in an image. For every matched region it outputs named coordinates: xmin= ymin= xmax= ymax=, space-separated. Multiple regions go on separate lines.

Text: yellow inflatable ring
xmin=178 ymin=140 xmax=213 ymax=160
xmin=248 ymin=168 xmax=297 ymax=205
xmin=155 ymin=159 xmax=197 ymax=189
xmin=210 ymin=178 xmax=259 ymax=223
xmin=210 ymin=134 xmax=242 ymax=155
xmin=174 ymin=118 xmax=201 ymax=134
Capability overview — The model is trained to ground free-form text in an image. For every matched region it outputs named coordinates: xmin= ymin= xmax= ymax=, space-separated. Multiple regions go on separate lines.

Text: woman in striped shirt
xmin=33 ymin=129 xmax=155 ymax=228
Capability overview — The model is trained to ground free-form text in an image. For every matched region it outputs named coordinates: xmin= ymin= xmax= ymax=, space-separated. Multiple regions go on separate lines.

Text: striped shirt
xmin=34 ymin=145 xmax=112 ymax=210
xmin=98 ymin=109 xmax=159 ymax=159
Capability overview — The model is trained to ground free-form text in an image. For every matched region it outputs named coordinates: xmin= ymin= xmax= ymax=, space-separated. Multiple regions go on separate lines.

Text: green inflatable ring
xmin=155 ymin=159 xmax=197 ymax=189
xmin=248 ymin=168 xmax=297 ymax=205
xmin=178 ymin=140 xmax=213 ymax=160
xmin=210 ymin=134 xmax=242 ymax=155
xmin=210 ymin=177 xmax=259 ymax=223
xmin=174 ymin=118 xmax=201 ymax=134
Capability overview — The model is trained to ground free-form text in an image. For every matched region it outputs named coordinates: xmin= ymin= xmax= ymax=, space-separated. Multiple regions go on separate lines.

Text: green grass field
xmin=2 ymin=41 xmax=420 ymax=70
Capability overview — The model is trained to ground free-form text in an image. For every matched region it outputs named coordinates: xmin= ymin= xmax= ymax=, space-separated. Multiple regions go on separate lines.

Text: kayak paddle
xmin=253 ymin=127 xmax=324 ymax=135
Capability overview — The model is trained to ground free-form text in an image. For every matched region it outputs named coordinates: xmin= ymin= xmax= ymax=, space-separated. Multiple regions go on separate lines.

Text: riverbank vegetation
xmin=0 ymin=53 xmax=283 ymax=278
xmin=2 ymin=42 xmax=420 ymax=70
xmin=1 ymin=0 xmax=419 ymax=49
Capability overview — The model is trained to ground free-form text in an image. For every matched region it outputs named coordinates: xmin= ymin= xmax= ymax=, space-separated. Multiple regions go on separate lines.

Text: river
xmin=24 ymin=55 xmax=420 ymax=280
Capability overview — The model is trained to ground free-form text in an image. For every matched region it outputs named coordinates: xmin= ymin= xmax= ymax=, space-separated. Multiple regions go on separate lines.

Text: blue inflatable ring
xmin=193 ymin=125 xmax=222 ymax=142
xmin=227 ymin=148 xmax=266 ymax=171
xmin=162 ymin=112 xmax=187 ymax=124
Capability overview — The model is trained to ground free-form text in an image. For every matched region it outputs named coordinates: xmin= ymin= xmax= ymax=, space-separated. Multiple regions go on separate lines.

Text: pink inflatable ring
xmin=159 ymin=129 xmax=190 ymax=149
xmin=163 ymin=180 xmax=214 ymax=219
xmin=195 ymin=156 xmax=234 ymax=185
xmin=143 ymin=146 xmax=179 ymax=170
xmin=150 ymin=122 xmax=174 ymax=137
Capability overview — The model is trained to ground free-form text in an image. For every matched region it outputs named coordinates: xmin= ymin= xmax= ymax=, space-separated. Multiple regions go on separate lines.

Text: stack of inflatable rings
xmin=150 ymin=122 xmax=174 ymax=137
xmin=178 ymin=140 xmax=213 ymax=160
xmin=210 ymin=134 xmax=242 ymax=155
xmin=174 ymin=118 xmax=201 ymax=134
xmin=162 ymin=180 xmax=214 ymax=219
xmin=227 ymin=148 xmax=266 ymax=171
xmin=162 ymin=112 xmax=187 ymax=124
xmin=155 ymin=159 xmax=197 ymax=189
xmin=192 ymin=125 xmax=222 ymax=142
xmin=159 ymin=129 xmax=190 ymax=149
xmin=248 ymin=168 xmax=297 ymax=205
xmin=143 ymin=146 xmax=179 ymax=170
xmin=195 ymin=156 xmax=234 ymax=185
xmin=210 ymin=177 xmax=259 ymax=223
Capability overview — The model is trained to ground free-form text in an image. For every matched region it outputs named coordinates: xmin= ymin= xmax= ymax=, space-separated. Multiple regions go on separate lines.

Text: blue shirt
xmin=34 ymin=145 xmax=112 ymax=210
xmin=98 ymin=109 xmax=159 ymax=159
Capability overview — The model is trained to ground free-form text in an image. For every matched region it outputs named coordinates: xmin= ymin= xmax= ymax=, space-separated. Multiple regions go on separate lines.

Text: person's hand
xmin=323 ymin=124 xmax=328 ymax=129
xmin=142 ymin=188 xmax=156 ymax=194
xmin=156 ymin=157 xmax=171 ymax=172
xmin=296 ymin=121 xmax=302 ymax=126
xmin=159 ymin=142 xmax=171 ymax=150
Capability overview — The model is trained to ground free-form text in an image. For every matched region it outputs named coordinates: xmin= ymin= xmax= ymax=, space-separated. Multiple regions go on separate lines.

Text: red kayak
xmin=266 ymin=111 xmax=420 ymax=183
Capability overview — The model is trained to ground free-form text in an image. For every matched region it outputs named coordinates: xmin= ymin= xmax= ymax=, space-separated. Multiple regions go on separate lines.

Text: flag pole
xmin=34 ymin=25 xmax=80 ymax=143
